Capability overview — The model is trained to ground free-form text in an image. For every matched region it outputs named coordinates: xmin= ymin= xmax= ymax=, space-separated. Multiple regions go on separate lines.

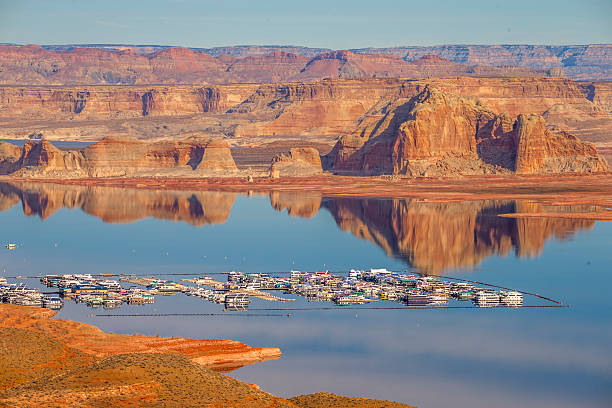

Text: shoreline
xmin=4 ymin=172 xmax=612 ymax=200
xmin=0 ymin=304 xmax=414 ymax=407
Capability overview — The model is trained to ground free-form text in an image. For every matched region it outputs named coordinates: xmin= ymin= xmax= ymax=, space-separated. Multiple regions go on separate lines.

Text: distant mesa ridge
xmin=0 ymin=44 xmax=574 ymax=85
xmin=0 ymin=43 xmax=609 ymax=81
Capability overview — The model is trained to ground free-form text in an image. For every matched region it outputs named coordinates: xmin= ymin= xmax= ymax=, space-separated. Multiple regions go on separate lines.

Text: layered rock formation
xmin=269 ymin=147 xmax=323 ymax=177
xmin=0 ymin=137 xmax=237 ymax=177
xmin=581 ymin=81 xmax=612 ymax=114
xmin=5 ymin=43 xmax=610 ymax=81
xmin=0 ymin=45 xmax=549 ymax=85
xmin=325 ymin=86 xmax=608 ymax=176
xmin=355 ymin=44 xmax=612 ymax=81
xmin=1 ymin=77 xmax=609 ymax=143
xmin=0 ymin=84 xmax=257 ymax=120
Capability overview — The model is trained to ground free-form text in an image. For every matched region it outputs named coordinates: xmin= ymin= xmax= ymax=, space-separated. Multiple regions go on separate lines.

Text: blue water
xmin=0 ymin=184 xmax=610 ymax=408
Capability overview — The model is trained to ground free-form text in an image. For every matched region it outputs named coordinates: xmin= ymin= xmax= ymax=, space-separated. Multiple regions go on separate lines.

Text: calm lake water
xmin=0 ymin=181 xmax=610 ymax=408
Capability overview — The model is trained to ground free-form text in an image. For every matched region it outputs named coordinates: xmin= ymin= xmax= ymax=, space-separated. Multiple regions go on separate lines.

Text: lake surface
xmin=0 ymin=181 xmax=610 ymax=408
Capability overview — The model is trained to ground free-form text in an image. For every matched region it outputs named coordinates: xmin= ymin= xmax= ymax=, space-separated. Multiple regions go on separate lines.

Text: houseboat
xmin=224 ymin=293 xmax=251 ymax=309
xmin=500 ymin=291 xmax=523 ymax=307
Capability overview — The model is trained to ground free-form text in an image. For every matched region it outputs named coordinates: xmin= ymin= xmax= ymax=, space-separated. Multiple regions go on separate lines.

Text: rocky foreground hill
xmin=0 ymin=305 xmax=412 ymax=407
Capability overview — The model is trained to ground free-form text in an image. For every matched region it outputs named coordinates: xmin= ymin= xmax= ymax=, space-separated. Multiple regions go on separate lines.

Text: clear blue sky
xmin=1 ymin=0 xmax=610 ymax=48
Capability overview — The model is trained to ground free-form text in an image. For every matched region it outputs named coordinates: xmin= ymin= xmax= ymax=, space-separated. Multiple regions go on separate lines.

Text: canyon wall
xmin=230 ymin=77 xmax=608 ymax=139
xmin=0 ymin=84 xmax=257 ymax=120
xmin=325 ymin=87 xmax=608 ymax=176
xmin=1 ymin=77 xmax=608 ymax=143
xmin=17 ymin=43 xmax=611 ymax=80
xmin=354 ymin=44 xmax=612 ymax=81
xmin=0 ymin=137 xmax=238 ymax=177
xmin=0 ymin=45 xmax=550 ymax=85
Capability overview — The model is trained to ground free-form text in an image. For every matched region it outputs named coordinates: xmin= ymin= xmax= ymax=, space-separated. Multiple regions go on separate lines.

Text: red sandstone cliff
xmin=0 ymin=77 xmax=609 ymax=145
xmin=269 ymin=147 xmax=323 ymax=177
xmin=0 ymin=137 xmax=237 ymax=177
xmin=19 ymin=43 xmax=610 ymax=80
xmin=0 ymin=45 xmax=549 ymax=86
xmin=325 ymin=86 xmax=608 ymax=176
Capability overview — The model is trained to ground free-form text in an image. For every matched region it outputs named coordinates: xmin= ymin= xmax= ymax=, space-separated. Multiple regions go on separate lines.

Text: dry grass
xmin=0 ymin=308 xmax=413 ymax=407
xmin=0 ymin=304 xmax=281 ymax=372
xmin=0 ymin=327 xmax=94 ymax=391
xmin=1 ymin=352 xmax=294 ymax=408
xmin=290 ymin=392 xmax=415 ymax=408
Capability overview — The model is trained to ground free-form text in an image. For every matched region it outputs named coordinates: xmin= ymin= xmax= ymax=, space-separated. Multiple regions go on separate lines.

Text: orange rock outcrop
xmin=326 ymin=87 xmax=608 ymax=176
xmin=269 ymin=147 xmax=323 ymax=177
xmin=0 ymin=304 xmax=281 ymax=372
xmin=0 ymin=137 xmax=238 ymax=177
xmin=1 ymin=77 xmax=609 ymax=145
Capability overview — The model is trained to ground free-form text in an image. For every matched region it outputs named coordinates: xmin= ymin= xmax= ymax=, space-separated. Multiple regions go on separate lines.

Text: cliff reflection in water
xmin=0 ymin=182 xmax=596 ymax=273
xmin=0 ymin=181 xmax=236 ymax=226
xmin=321 ymin=198 xmax=595 ymax=273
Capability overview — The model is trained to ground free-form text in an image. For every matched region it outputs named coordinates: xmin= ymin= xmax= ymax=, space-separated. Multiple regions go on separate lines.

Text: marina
xmin=1 ymin=268 xmax=536 ymax=312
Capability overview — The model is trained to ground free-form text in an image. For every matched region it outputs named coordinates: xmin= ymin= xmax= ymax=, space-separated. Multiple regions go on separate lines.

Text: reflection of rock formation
xmin=322 ymin=198 xmax=595 ymax=273
xmin=0 ymin=182 xmax=236 ymax=226
xmin=269 ymin=191 xmax=322 ymax=218
xmin=0 ymin=181 xmax=597 ymax=273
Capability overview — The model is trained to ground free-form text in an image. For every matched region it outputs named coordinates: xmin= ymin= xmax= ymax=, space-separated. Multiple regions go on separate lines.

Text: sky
xmin=0 ymin=0 xmax=610 ymax=49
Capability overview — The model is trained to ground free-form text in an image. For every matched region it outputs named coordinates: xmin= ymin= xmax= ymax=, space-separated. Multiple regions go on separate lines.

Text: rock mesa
xmin=325 ymin=86 xmax=608 ymax=176
xmin=269 ymin=147 xmax=323 ymax=177
xmin=0 ymin=137 xmax=237 ymax=177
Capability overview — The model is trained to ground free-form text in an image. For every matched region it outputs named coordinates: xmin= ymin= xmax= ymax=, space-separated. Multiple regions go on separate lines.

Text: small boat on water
xmin=402 ymin=293 xmax=431 ymax=306
xmin=225 ymin=293 xmax=251 ymax=309
xmin=103 ymin=299 xmax=123 ymax=309
xmin=474 ymin=290 xmax=500 ymax=307
xmin=5 ymin=244 xmax=17 ymax=250
xmin=42 ymin=296 xmax=63 ymax=309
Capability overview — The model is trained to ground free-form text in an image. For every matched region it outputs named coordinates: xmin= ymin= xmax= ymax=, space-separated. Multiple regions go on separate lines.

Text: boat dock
xmin=2 ymin=267 xmax=554 ymax=313
xmin=181 ymin=277 xmax=294 ymax=302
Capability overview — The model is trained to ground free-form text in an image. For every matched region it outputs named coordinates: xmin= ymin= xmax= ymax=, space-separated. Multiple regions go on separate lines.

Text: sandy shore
xmin=4 ymin=173 xmax=612 ymax=208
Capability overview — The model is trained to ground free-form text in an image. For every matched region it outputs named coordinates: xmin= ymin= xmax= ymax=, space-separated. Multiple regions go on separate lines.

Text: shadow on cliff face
xmin=0 ymin=181 xmax=597 ymax=273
